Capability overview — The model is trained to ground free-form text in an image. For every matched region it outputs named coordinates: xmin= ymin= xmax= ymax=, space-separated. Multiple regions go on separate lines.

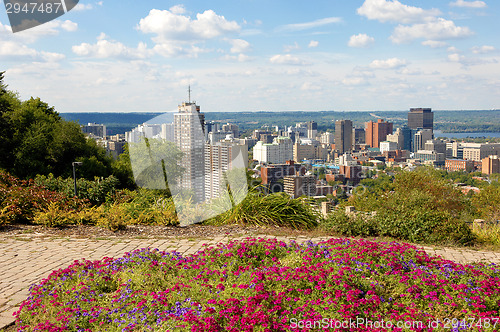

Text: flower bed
xmin=15 ymin=238 xmax=500 ymax=331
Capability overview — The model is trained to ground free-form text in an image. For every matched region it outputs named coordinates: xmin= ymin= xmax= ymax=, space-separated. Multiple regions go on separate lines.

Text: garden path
xmin=1 ymin=234 xmax=500 ymax=329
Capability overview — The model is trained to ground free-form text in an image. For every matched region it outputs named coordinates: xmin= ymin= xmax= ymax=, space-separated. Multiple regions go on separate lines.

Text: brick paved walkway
xmin=1 ymin=235 xmax=500 ymax=329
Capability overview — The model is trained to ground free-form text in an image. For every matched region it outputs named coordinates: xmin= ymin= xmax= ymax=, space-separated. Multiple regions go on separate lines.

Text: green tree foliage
xmin=0 ymin=72 xmax=113 ymax=180
xmin=327 ymin=167 xmax=476 ymax=245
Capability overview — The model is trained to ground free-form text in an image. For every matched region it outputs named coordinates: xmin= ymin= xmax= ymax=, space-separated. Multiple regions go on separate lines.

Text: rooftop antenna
xmin=188 ymin=85 xmax=191 ymax=103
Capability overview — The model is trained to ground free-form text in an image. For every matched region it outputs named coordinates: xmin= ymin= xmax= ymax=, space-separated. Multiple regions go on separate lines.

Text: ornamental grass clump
xmin=15 ymin=238 xmax=500 ymax=331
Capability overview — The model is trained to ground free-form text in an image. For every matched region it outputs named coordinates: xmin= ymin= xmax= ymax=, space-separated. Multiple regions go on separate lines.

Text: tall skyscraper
xmin=365 ymin=119 xmax=393 ymax=148
xmin=408 ymin=108 xmax=433 ymax=131
xmin=174 ymin=101 xmax=205 ymax=202
xmin=335 ymin=120 xmax=353 ymax=154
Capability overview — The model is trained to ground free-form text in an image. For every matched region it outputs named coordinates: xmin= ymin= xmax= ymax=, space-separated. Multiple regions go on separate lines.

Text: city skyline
xmin=1 ymin=0 xmax=500 ymax=112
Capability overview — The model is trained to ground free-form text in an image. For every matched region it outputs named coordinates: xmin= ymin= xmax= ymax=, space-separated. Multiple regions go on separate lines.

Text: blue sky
xmin=1 ymin=0 xmax=499 ymax=112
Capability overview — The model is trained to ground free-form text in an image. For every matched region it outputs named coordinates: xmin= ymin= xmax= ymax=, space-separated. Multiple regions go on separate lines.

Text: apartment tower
xmin=174 ymin=101 xmax=205 ymax=202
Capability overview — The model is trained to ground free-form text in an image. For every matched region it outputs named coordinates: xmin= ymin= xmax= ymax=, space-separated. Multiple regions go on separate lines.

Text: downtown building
xmin=253 ymin=137 xmax=293 ymax=164
xmin=174 ymin=102 xmax=205 ymax=202
xmin=335 ymin=120 xmax=353 ymax=154
xmin=365 ymin=119 xmax=393 ymax=148
xmin=408 ymin=108 xmax=433 ymax=131
xmin=204 ymin=135 xmax=248 ymax=201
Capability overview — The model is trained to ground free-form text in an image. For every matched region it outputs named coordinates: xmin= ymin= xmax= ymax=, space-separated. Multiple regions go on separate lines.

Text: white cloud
xmin=73 ymin=3 xmax=94 ymax=11
xmin=390 ymin=18 xmax=473 ymax=44
xmin=277 ymin=17 xmax=342 ymax=32
xmin=72 ymin=36 xmax=152 ymax=59
xmin=300 ymin=82 xmax=321 ymax=91
xmin=169 ymin=4 xmax=186 ymax=14
xmin=0 ymin=19 xmax=78 ymax=43
xmin=348 ymin=33 xmax=375 ymax=48
xmin=221 ymin=53 xmax=252 ymax=62
xmin=284 ymin=42 xmax=300 ymax=52
xmin=0 ymin=40 xmax=64 ymax=62
xmin=447 ymin=46 xmax=460 ymax=53
xmin=422 ymin=40 xmax=448 ymax=48
xmin=471 ymin=45 xmax=496 ymax=54
xmin=136 ymin=8 xmax=240 ymax=58
xmin=308 ymin=40 xmax=319 ymax=48
xmin=369 ymin=57 xmax=407 ymax=69
xmin=342 ymin=77 xmax=368 ymax=86
xmin=449 ymin=0 xmax=487 ymax=8
xmin=269 ymin=54 xmax=309 ymax=66
xmin=357 ymin=0 xmax=441 ymax=24
xmin=138 ymin=9 xmax=240 ymax=43
xmin=153 ymin=44 xmax=206 ymax=58
xmin=228 ymin=39 xmax=251 ymax=53
xmin=448 ymin=53 xmax=465 ymax=62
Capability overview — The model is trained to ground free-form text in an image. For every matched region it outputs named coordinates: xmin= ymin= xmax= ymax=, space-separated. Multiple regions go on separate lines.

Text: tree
xmin=0 ymin=74 xmax=114 ymax=180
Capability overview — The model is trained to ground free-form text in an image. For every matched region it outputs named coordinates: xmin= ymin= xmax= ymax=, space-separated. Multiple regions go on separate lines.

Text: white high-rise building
xmin=204 ymin=135 xmax=248 ymax=201
xmin=174 ymin=102 xmax=205 ymax=202
xmin=253 ymin=137 xmax=293 ymax=164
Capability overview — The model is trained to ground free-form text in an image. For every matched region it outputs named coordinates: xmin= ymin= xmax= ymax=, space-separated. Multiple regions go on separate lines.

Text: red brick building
xmin=365 ymin=119 xmax=393 ymax=148
xmin=445 ymin=159 xmax=474 ymax=172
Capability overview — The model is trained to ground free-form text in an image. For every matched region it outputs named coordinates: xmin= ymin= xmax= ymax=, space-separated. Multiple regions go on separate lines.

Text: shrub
xmin=207 ymin=192 xmax=319 ymax=229
xmin=34 ymin=174 xmax=120 ymax=205
xmin=32 ymin=202 xmax=79 ymax=227
xmin=323 ymin=208 xmax=378 ymax=237
xmin=0 ymin=170 xmax=89 ymax=224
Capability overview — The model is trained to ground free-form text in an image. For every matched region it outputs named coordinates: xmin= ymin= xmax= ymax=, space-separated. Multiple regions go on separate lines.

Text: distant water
xmin=434 ymin=131 xmax=500 ymax=139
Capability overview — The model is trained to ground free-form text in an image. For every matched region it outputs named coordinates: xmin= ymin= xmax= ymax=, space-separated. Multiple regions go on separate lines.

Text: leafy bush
xmin=207 ymin=192 xmax=319 ymax=229
xmin=34 ymin=173 xmax=120 ymax=205
xmin=14 ymin=238 xmax=500 ymax=331
xmin=0 ymin=170 xmax=89 ymax=225
xmin=323 ymin=208 xmax=378 ymax=237
xmin=32 ymin=202 xmax=79 ymax=228
xmin=324 ymin=168 xmax=476 ymax=245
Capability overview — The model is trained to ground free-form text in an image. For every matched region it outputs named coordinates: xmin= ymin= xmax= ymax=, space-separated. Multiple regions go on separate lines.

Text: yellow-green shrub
xmin=33 ymin=202 xmax=79 ymax=227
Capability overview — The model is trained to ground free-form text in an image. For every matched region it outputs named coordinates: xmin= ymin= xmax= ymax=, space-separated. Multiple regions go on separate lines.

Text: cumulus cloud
xmin=276 ymin=17 xmax=342 ymax=32
xmin=449 ymin=0 xmax=487 ymax=8
xmin=348 ymin=33 xmax=375 ymax=48
xmin=169 ymin=4 xmax=187 ymax=14
xmin=72 ymin=35 xmax=152 ymax=59
xmin=73 ymin=3 xmax=94 ymax=11
xmin=227 ymin=38 xmax=251 ymax=53
xmin=136 ymin=8 xmax=240 ymax=57
xmin=342 ymin=77 xmax=368 ymax=86
xmin=308 ymin=40 xmax=319 ymax=48
xmin=421 ymin=40 xmax=448 ymax=48
xmin=300 ymin=82 xmax=321 ymax=91
xmin=390 ymin=18 xmax=473 ymax=44
xmin=357 ymin=0 xmax=440 ymax=24
xmin=369 ymin=57 xmax=407 ymax=69
xmin=137 ymin=9 xmax=240 ymax=43
xmin=0 ymin=19 xmax=78 ymax=43
xmin=0 ymin=40 xmax=64 ymax=61
xmin=471 ymin=45 xmax=496 ymax=54
xmin=269 ymin=54 xmax=309 ymax=66
xmin=221 ymin=53 xmax=252 ymax=62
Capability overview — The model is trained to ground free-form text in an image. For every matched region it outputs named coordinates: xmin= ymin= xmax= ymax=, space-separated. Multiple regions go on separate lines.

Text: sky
xmin=1 ymin=0 xmax=499 ymax=112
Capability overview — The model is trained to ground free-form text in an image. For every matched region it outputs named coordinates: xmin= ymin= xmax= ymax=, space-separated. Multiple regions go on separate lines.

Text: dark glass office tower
xmin=408 ymin=108 xmax=433 ymax=131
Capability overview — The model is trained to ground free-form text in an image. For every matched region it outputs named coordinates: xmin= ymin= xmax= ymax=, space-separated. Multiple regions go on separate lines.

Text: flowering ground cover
xmin=14 ymin=238 xmax=500 ymax=331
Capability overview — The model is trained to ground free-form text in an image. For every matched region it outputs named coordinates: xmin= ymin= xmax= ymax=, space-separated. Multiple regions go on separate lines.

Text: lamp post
xmin=72 ymin=162 xmax=83 ymax=197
